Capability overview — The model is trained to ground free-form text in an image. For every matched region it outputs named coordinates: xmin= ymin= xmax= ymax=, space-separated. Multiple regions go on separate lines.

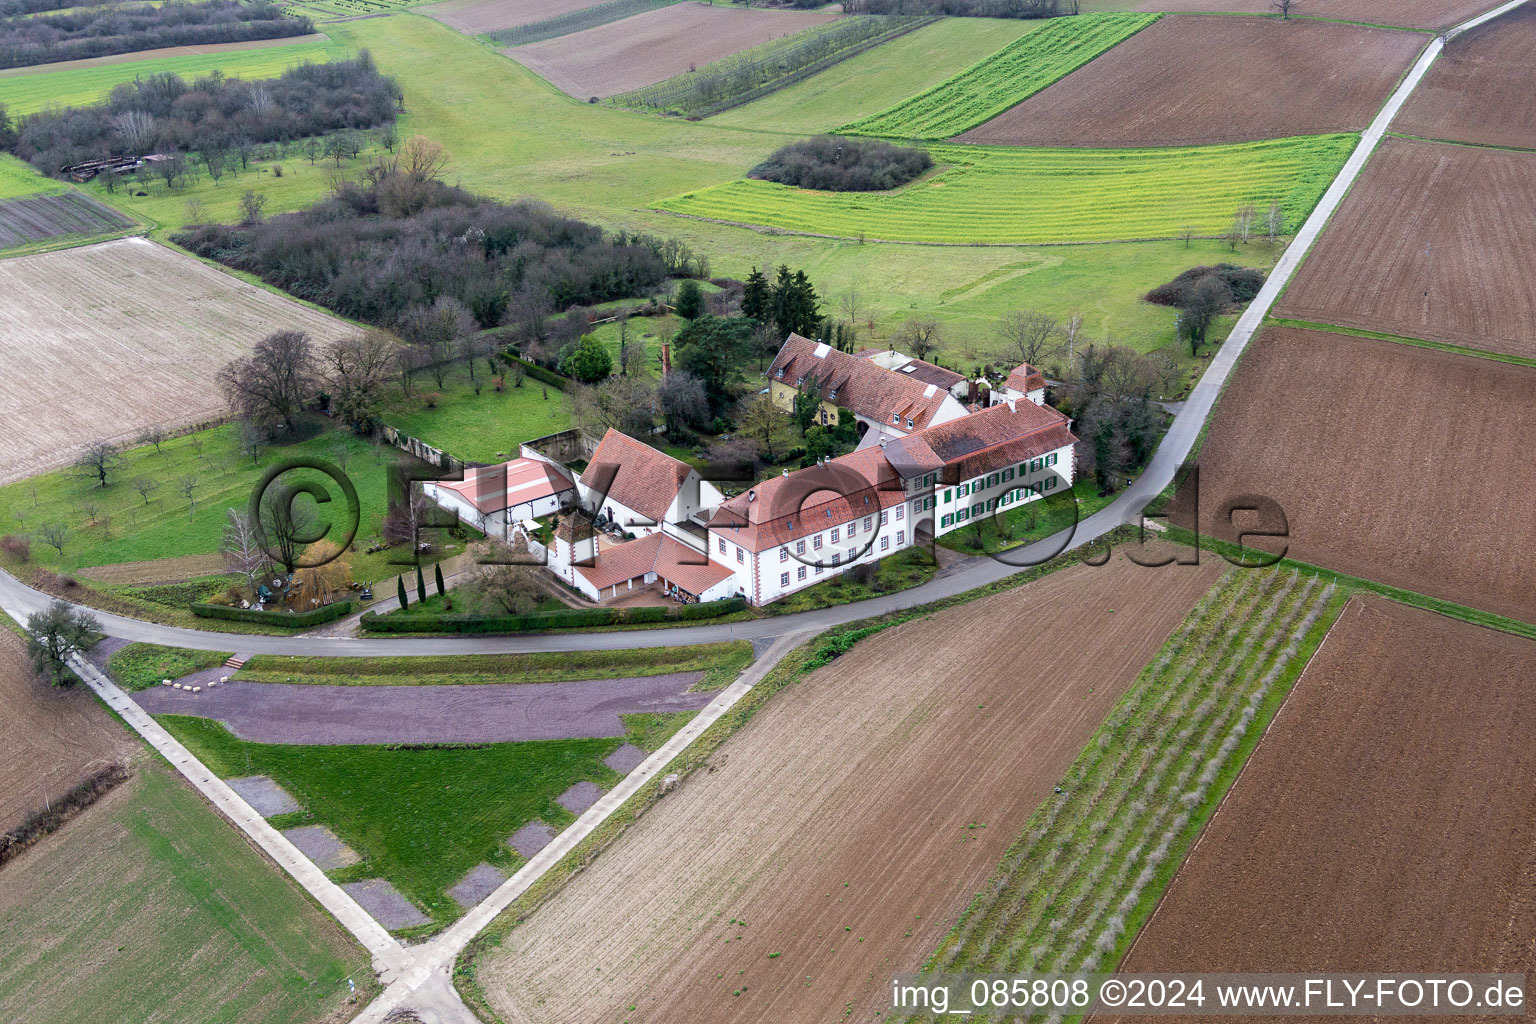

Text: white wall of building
xmin=932 ymin=444 xmax=1076 ymax=537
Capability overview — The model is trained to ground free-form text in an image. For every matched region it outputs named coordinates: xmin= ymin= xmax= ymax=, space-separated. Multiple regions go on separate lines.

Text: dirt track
xmin=477 ymin=554 xmax=1220 ymax=1023
xmin=1393 ymin=3 xmax=1536 ymax=149
xmin=1276 ymin=138 xmax=1536 ymax=358
xmin=1175 ymin=326 xmax=1536 ymax=626
xmin=508 ymin=2 xmax=841 ymax=98
xmin=1131 ymin=0 xmax=1497 ymax=29
xmin=135 ymin=672 xmax=713 ymax=745
xmin=957 ymin=15 xmax=1422 ymax=147
xmin=0 ymin=631 xmax=132 ymax=833
xmin=1110 ymin=597 xmax=1536 ymax=1016
xmin=422 ymin=0 xmax=596 ymax=36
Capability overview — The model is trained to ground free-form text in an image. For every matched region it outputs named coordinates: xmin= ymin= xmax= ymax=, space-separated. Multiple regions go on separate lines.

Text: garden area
xmin=937 ymin=479 xmax=1117 ymax=556
xmin=767 ymin=545 xmax=937 ymax=615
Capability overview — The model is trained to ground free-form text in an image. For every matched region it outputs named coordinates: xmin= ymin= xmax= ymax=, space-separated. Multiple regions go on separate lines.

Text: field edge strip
xmin=1268 ymin=317 xmax=1536 ymax=370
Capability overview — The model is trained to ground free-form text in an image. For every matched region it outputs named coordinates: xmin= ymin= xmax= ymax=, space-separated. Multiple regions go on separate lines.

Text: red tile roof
xmin=769 ymin=334 xmax=958 ymax=433
xmin=1004 ymin=362 xmax=1046 ymax=394
xmin=711 ymin=446 xmax=906 ymax=552
xmin=438 ymin=457 xmax=574 ymax=514
xmin=856 ymin=349 xmax=966 ymax=392
xmin=585 ymin=429 xmax=691 ymax=523
xmin=574 ymin=532 xmax=734 ymax=596
xmin=885 ymin=400 xmax=1076 ymax=483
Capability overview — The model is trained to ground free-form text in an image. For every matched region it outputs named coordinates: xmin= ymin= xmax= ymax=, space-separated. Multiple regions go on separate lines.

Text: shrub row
xmin=190 ymin=600 xmax=354 ymax=626
xmin=0 ymin=763 xmax=129 ymax=867
xmin=360 ymin=597 xmax=746 ymax=633
xmin=507 ymin=355 xmax=568 ymax=392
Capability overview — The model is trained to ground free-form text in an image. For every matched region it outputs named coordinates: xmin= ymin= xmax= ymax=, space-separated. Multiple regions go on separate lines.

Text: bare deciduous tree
xmin=400 ymin=135 xmax=449 ymax=183
xmin=1271 ymin=0 xmax=1300 ymax=18
xmin=996 ymin=310 xmax=1061 ymax=369
xmin=1266 ymin=201 xmax=1285 ymax=244
xmin=893 ymin=315 xmax=942 ymax=361
xmin=659 ymin=369 xmax=710 ymax=435
xmin=137 ymin=424 xmax=167 ymax=453
xmin=74 ymin=441 xmax=123 ymax=488
xmin=177 ymin=473 xmax=198 ymax=517
xmin=217 ymin=330 xmax=317 ymax=433
xmin=239 ymin=189 xmax=268 ymax=225
xmin=221 ymin=508 xmax=270 ymax=590
xmin=39 ymin=521 xmax=67 ymax=556
xmin=235 ymin=418 xmax=264 ymax=466
xmin=324 ymin=332 xmax=398 ymax=431
xmin=132 ymin=475 xmax=157 ymax=504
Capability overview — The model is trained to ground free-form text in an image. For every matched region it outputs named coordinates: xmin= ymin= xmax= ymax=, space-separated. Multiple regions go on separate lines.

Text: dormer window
xmin=905 ymin=417 xmax=914 ymax=429
xmin=892 ymin=413 xmax=900 ymax=424
xmin=776 ymin=367 xmax=784 ymax=378
xmin=796 ymin=376 xmax=805 ymax=387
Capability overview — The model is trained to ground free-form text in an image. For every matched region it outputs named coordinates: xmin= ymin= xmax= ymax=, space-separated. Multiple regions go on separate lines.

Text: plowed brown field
xmin=1130 ymin=0 xmax=1497 ymax=30
xmin=1394 ymin=4 xmax=1536 ymax=149
xmin=477 ymin=553 xmax=1221 ymax=1023
xmin=956 ymin=15 xmax=1422 ymax=147
xmin=0 ymin=237 xmax=353 ymax=485
xmin=1109 ymin=597 xmax=1536 ymax=1011
xmin=422 ymin=0 xmax=596 ymax=36
xmin=1275 ymin=137 xmax=1536 ymax=358
xmin=0 ymin=630 xmax=132 ymax=834
xmin=508 ymin=1 xmax=841 ymax=98
xmin=1174 ymin=326 xmax=1536 ymax=626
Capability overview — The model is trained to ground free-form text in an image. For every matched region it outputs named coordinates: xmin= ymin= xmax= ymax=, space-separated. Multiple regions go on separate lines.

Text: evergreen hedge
xmin=360 ymin=598 xmax=745 ymax=633
xmin=190 ymin=601 xmax=354 ymax=627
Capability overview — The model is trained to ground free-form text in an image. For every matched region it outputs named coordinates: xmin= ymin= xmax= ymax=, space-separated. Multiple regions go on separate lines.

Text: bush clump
xmin=1144 ymin=264 xmax=1266 ymax=308
xmin=750 ymin=135 xmax=932 ymax=192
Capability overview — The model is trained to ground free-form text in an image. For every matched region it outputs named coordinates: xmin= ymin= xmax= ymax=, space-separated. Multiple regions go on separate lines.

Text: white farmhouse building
xmin=422 ymin=457 xmax=576 ymax=542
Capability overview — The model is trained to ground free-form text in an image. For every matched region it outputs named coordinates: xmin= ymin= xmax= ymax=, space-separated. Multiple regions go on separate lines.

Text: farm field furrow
xmin=839 ymin=12 xmax=1158 ymax=140
xmin=956 ymin=15 xmax=1424 ymax=147
xmin=0 ymin=35 xmax=344 ymax=116
xmin=657 ymin=135 xmax=1357 ymax=245
xmin=422 ymin=0 xmax=607 ymax=36
xmin=0 ymin=630 xmax=133 ymax=835
xmin=0 ymin=237 xmax=355 ymax=485
xmin=474 ymin=554 xmax=1221 ymax=1023
xmin=1107 ymin=596 xmax=1536 ymax=1013
xmin=0 ymin=757 xmax=374 ymax=1024
xmin=1275 ymin=137 xmax=1536 ymax=359
xmin=1129 ymin=0 xmax=1501 ymax=30
xmin=1392 ymin=3 xmax=1536 ymax=150
xmin=1173 ymin=326 xmax=1536 ymax=627
xmin=0 ymin=190 xmax=134 ymax=249
xmin=507 ymin=1 xmax=842 ymax=99
xmin=708 ymin=17 xmax=1042 ymax=134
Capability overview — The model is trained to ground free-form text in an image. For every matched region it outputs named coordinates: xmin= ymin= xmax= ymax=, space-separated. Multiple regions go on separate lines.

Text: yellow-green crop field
xmin=839 ymin=12 xmax=1158 ymax=140
xmin=657 ymin=134 xmax=1357 ymax=245
xmin=0 ymin=36 xmax=346 ymax=116
xmin=0 ymin=152 xmax=57 ymax=198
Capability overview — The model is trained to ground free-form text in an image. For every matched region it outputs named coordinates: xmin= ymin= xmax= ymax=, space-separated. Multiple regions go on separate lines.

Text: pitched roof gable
xmin=584 ymin=429 xmax=692 ymax=523
xmin=768 ymin=334 xmax=957 ymax=432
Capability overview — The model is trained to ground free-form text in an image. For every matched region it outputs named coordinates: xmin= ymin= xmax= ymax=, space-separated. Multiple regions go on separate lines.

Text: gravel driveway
xmin=136 ymin=672 xmax=713 ymax=745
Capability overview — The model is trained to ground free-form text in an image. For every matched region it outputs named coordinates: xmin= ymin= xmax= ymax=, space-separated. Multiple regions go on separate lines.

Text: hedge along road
xmin=0 ymin=0 xmax=1525 ymax=657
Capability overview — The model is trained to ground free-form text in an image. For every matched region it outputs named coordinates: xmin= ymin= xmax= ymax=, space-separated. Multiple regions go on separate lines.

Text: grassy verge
xmin=0 ymin=757 xmax=376 ymax=1023
xmin=105 ymin=642 xmax=230 ymax=691
xmin=765 ymin=545 xmax=936 ymax=615
xmin=157 ymin=714 xmax=686 ymax=930
xmin=1268 ymin=317 xmax=1536 ymax=370
xmin=237 ymin=640 xmax=755 ymax=688
xmin=912 ymin=567 xmax=1345 ymax=1006
xmin=937 ymin=479 xmax=1117 ymax=555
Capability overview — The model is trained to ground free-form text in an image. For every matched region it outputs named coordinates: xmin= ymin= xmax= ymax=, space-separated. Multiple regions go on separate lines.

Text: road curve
xmin=3 ymin=0 xmax=1526 ymax=657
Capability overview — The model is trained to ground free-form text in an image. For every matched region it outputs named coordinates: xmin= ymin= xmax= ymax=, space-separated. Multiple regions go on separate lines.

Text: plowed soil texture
xmin=1107 ymin=597 xmax=1536 ymax=1023
xmin=957 ymin=15 xmax=1423 ymax=147
xmin=1393 ymin=3 xmax=1536 ymax=150
xmin=1275 ymin=137 xmax=1536 ymax=359
xmin=1172 ymin=325 xmax=1536 ymax=627
xmin=1131 ymin=0 xmax=1498 ymax=30
xmin=476 ymin=553 xmax=1221 ymax=1024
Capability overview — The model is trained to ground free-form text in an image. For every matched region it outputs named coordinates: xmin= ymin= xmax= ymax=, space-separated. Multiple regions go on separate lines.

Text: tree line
xmin=0 ymin=1 xmax=313 ymax=71
xmin=9 ymin=55 xmax=399 ymax=175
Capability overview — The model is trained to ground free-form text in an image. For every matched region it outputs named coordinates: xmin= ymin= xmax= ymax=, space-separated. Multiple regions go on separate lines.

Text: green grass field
xmin=0 ymin=421 xmax=426 ymax=584
xmin=107 ymin=642 xmax=230 ymax=691
xmin=159 ymin=712 xmax=695 ymax=928
xmin=0 ymin=36 xmax=345 ymax=116
xmin=237 ymin=640 xmax=754 ymax=687
xmin=840 ymin=12 xmax=1158 ymax=139
xmin=0 ymin=759 xmax=374 ymax=1023
xmin=382 ymin=363 xmax=574 ymax=465
xmin=937 ymin=478 xmax=1118 ymax=554
xmin=709 ymin=17 xmax=1042 ymax=134
xmin=0 ymin=152 xmax=58 ymax=198
xmin=921 ymin=568 xmax=1345 ymax=982
xmin=658 ymin=135 xmax=1357 ymax=245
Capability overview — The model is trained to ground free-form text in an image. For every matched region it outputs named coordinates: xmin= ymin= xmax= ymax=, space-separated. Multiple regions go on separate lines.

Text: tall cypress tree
xmin=434 ymin=563 xmax=445 ymax=596
xmin=416 ymin=565 xmax=426 ymax=604
xmin=397 ymin=576 xmax=408 ymax=609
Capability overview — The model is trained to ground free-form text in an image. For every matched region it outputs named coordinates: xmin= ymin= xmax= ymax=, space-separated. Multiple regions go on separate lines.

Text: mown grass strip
xmin=657 ymin=134 xmax=1357 ymax=245
xmin=838 ymin=12 xmax=1158 ymax=140
xmin=106 ymin=642 xmax=230 ymax=692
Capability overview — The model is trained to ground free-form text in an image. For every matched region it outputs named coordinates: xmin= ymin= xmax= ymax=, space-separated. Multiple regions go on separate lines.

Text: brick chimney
xmin=661 ymin=342 xmax=671 ymax=377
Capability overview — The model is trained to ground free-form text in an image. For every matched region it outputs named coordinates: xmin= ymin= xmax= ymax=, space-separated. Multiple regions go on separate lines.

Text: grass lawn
xmin=0 ymin=759 xmax=375 ymax=1023
xmin=389 ymin=585 xmax=565 ymax=617
xmin=0 ymin=419 xmax=458 ymax=590
xmin=158 ymin=712 xmax=695 ymax=928
xmin=937 ymin=478 xmax=1118 ymax=555
xmin=658 ymin=135 xmax=1358 ymax=245
xmin=766 ymin=545 xmax=936 ymax=615
xmin=237 ymin=640 xmax=755 ymax=687
xmin=709 ymin=16 xmax=1043 ymax=134
xmin=79 ymin=13 xmax=1287 ymax=362
xmin=0 ymin=36 xmax=346 ymax=116
xmin=382 ymin=363 xmax=574 ymax=464
xmin=106 ymin=642 xmax=230 ymax=691
xmin=0 ymin=153 xmax=59 ymax=199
